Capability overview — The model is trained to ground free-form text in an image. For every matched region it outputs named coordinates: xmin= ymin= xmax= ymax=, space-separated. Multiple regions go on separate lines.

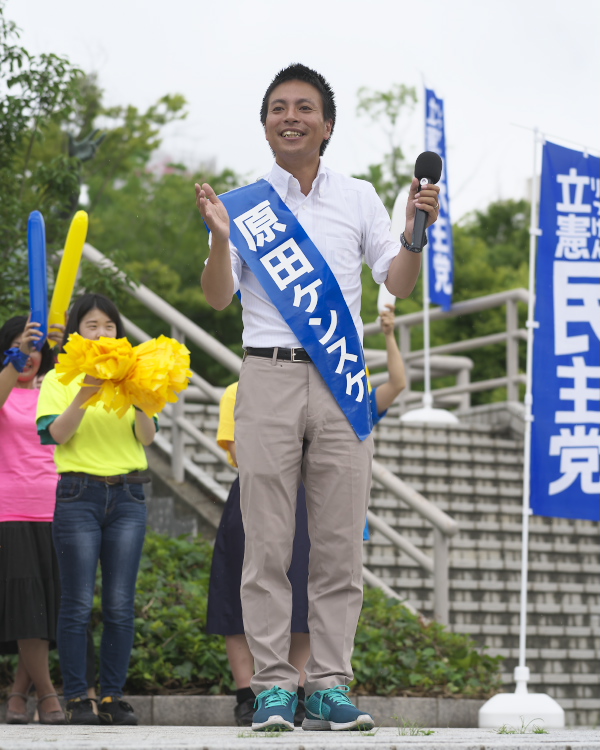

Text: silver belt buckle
xmin=290 ymin=347 xmax=302 ymax=362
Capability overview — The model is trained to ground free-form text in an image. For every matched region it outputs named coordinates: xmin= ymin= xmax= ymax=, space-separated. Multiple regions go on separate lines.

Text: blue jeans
xmin=52 ymin=476 xmax=147 ymax=700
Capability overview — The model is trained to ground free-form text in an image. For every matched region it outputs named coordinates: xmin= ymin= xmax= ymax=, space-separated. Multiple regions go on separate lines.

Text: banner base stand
xmin=478 ymin=692 xmax=565 ymax=729
xmin=400 ymin=406 xmax=459 ymax=424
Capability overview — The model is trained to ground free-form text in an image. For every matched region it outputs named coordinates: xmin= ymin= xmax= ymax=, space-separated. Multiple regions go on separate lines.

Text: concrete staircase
xmin=366 ymin=416 xmax=600 ymax=728
xmin=152 ymin=402 xmax=600 ymax=727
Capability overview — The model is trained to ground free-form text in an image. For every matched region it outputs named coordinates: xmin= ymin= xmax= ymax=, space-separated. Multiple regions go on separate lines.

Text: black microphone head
xmin=414 ymin=151 xmax=443 ymax=184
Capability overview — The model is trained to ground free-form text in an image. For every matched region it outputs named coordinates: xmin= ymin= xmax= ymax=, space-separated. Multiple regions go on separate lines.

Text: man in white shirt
xmin=197 ymin=63 xmax=439 ymax=733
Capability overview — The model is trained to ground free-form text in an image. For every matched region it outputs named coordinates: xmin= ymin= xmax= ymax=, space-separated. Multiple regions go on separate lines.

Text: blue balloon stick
xmin=27 ymin=211 xmax=48 ymax=350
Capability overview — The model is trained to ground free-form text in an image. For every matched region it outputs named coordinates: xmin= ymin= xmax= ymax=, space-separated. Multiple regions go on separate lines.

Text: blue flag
xmin=219 ymin=180 xmax=372 ymax=441
xmin=531 ymin=141 xmax=600 ymax=521
xmin=425 ymin=88 xmax=454 ymax=312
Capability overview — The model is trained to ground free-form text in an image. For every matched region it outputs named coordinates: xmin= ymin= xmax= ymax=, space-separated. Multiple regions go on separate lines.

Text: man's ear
xmin=324 ymin=119 xmax=333 ymax=140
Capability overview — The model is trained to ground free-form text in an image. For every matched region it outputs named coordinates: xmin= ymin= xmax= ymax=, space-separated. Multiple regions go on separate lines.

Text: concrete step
xmin=366 ymin=537 xmax=600 ymax=558
xmin=2 ymin=726 xmax=598 ymax=748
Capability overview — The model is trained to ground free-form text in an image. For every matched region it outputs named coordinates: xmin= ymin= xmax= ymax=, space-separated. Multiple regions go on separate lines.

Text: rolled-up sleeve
xmin=362 ymin=184 xmax=401 ymax=284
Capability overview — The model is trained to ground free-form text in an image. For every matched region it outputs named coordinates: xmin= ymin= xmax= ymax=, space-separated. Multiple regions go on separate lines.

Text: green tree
xmin=363 ymin=199 xmax=530 ymax=405
xmin=354 ymin=83 xmax=417 ymax=212
xmin=354 ymin=80 xmax=530 ymax=405
xmin=0 ymin=0 xmax=191 ymax=321
xmin=0 ymin=2 xmax=83 ymax=318
xmin=433 ymin=199 xmax=529 ymax=402
xmin=354 ymin=83 xmax=420 ymax=327
xmin=89 ymin=162 xmax=243 ymax=384
xmin=47 ymin=70 xmax=241 ymax=383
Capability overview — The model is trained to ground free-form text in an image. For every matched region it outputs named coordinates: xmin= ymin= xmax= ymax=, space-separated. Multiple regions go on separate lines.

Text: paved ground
xmin=0 ymin=726 xmax=598 ymax=750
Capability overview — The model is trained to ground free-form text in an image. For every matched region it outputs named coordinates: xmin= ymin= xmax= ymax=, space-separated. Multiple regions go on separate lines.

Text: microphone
xmin=411 ymin=151 xmax=443 ymax=250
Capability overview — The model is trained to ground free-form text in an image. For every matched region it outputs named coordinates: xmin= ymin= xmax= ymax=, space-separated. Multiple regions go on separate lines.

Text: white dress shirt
xmin=228 ymin=160 xmax=400 ymax=348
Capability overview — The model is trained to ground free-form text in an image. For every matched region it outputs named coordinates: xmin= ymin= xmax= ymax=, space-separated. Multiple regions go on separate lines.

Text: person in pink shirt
xmin=0 ymin=316 xmax=65 ymax=725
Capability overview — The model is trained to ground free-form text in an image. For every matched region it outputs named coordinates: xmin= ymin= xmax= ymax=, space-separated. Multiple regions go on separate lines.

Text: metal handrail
xmin=81 ymin=242 xmax=484 ymax=622
xmin=83 ymin=244 xmax=242 ymax=374
xmin=363 ymin=288 xmax=529 ymax=336
xmin=364 ymin=287 xmax=529 ymax=408
xmin=153 ymin=433 xmax=229 ymax=503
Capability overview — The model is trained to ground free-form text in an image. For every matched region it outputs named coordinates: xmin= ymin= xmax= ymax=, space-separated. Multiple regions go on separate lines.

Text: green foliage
xmin=353 ymin=588 xmax=503 ymax=698
xmin=123 ymin=531 xmax=231 ymax=694
xmin=496 ymin=718 xmax=549 ymax=734
xmin=356 ymin=80 xmax=531 ymax=407
xmin=0 ymin=2 xmax=84 ymax=318
xmin=0 ymin=0 xmax=241 ymax=381
xmin=354 ymin=84 xmax=417 ymax=212
xmin=82 ymin=90 xmax=188 ymax=214
xmin=429 ymin=200 xmax=530 ymax=403
xmin=362 ymin=198 xmax=530 ymax=406
xmin=89 ymin=163 xmax=243 ymax=384
xmin=1 ymin=529 xmax=502 ymax=698
xmin=391 ymin=717 xmax=435 ymax=735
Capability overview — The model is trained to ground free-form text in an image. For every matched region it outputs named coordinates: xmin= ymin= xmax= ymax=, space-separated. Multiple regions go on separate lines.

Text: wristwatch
xmin=400 ymin=231 xmax=427 ymax=254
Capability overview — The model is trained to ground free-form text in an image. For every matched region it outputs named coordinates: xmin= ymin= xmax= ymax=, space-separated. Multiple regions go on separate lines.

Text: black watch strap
xmin=400 ymin=231 xmax=427 ymax=254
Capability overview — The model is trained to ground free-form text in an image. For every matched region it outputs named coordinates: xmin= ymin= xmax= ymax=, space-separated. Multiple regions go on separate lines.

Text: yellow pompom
xmin=124 ymin=336 xmax=192 ymax=417
xmin=56 ymin=333 xmax=191 ymax=418
xmin=56 ymin=334 xmax=137 ymax=411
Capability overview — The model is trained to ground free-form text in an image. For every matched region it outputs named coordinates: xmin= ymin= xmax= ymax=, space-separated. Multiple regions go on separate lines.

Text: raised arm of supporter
xmin=0 ymin=319 xmax=43 ymax=408
xmin=48 ymin=375 xmax=102 ymax=444
xmin=196 ymin=182 xmax=235 ymax=310
xmin=385 ymin=177 xmax=440 ymax=298
xmin=374 ymin=304 xmax=407 ymax=414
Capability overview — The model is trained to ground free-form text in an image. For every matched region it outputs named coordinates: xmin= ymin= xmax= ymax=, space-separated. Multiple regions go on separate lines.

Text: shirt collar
xmin=268 ymin=159 xmax=328 ymax=202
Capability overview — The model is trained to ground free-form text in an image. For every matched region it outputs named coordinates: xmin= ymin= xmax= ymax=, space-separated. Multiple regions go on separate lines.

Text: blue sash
xmin=220 ymin=179 xmax=372 ymax=441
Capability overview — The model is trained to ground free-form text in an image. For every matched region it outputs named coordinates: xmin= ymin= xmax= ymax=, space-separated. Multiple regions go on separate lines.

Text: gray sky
xmin=9 ymin=0 xmax=600 ymax=222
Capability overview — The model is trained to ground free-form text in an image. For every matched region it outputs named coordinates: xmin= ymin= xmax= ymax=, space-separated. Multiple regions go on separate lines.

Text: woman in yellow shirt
xmin=37 ymin=294 xmax=157 ymax=727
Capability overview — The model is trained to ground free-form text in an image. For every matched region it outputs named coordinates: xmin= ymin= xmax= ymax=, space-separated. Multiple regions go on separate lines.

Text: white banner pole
xmin=479 ymin=128 xmax=564 ymax=728
xmin=516 ymin=127 xmax=542 ymax=691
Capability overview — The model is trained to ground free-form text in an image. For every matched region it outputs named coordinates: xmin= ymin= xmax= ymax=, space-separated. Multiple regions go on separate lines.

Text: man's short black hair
xmin=260 ymin=63 xmax=336 ymax=156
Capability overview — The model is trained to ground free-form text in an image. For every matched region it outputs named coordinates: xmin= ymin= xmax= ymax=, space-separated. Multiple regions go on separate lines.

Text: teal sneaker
xmin=303 ymin=685 xmax=374 ymax=731
xmin=252 ymin=686 xmax=297 ymax=732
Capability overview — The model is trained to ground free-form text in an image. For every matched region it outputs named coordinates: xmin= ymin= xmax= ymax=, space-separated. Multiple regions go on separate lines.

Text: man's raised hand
xmin=195 ymin=183 xmax=230 ymax=243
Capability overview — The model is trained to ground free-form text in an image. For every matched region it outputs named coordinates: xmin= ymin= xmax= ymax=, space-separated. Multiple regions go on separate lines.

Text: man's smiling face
xmin=264 ymin=80 xmax=332 ymax=164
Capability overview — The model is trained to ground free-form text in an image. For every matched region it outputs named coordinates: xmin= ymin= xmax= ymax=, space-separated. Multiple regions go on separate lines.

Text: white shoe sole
xmin=252 ymin=715 xmax=294 ymax=732
xmin=302 ymin=715 xmax=375 ymax=731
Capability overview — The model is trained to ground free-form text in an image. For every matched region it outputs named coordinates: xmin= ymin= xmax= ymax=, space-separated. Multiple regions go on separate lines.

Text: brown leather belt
xmin=60 ymin=471 xmax=150 ymax=485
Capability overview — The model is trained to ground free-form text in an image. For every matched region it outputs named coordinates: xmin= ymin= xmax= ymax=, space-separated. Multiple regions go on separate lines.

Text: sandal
xmin=6 ymin=692 xmax=29 ymax=724
xmin=37 ymin=693 xmax=66 ymax=725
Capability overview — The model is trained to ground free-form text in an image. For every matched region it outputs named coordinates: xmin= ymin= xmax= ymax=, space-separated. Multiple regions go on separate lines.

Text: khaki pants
xmin=235 ymin=354 xmax=373 ymax=695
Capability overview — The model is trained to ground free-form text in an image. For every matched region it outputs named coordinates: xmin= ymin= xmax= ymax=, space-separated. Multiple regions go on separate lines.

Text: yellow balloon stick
xmin=48 ymin=210 xmax=88 ymax=346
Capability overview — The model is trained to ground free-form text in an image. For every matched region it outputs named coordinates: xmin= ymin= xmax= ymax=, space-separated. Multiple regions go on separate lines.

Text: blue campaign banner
xmin=531 ymin=141 xmax=600 ymax=521
xmin=425 ymin=88 xmax=454 ymax=312
xmin=219 ymin=180 xmax=372 ymax=441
